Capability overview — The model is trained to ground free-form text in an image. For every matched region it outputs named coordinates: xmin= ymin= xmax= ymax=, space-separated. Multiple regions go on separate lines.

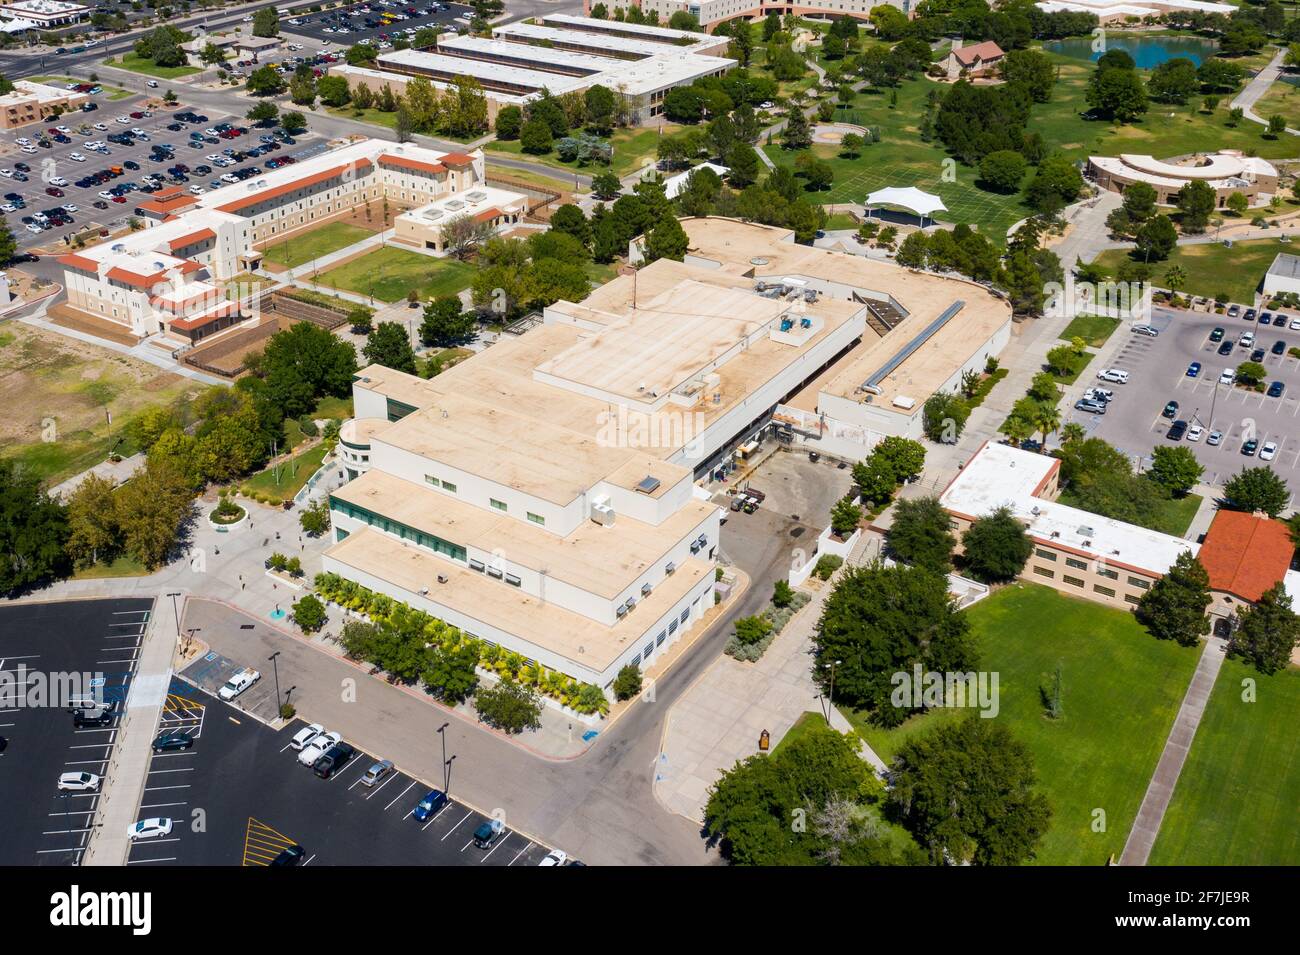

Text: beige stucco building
xmin=1088 ymin=150 xmax=1279 ymax=209
xmin=0 ymin=80 xmax=88 ymax=130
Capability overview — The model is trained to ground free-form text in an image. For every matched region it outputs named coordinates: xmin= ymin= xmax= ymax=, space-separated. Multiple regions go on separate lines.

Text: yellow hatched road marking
xmin=243 ymin=818 xmax=297 ymax=866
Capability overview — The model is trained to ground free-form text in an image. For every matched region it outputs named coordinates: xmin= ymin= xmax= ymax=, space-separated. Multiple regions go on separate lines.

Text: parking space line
xmin=508 ymin=841 xmax=533 ymax=866
xmin=441 ymin=810 xmax=473 ymax=841
xmin=480 ymin=831 xmax=513 ymax=862
xmin=385 ymin=780 xmax=417 ymax=811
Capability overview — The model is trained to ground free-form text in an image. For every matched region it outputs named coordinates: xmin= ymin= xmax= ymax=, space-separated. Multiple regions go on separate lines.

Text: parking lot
xmin=1065 ymin=304 xmax=1300 ymax=497
xmin=0 ymin=598 xmax=151 ymax=865
xmin=126 ymin=678 xmax=564 ymax=866
xmin=0 ymin=90 xmax=325 ymax=250
xmin=284 ymin=0 xmax=475 ymax=48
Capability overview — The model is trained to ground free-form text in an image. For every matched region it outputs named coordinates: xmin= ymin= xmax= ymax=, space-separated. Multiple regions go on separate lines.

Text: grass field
xmin=0 ymin=324 xmax=196 ymax=485
xmin=106 ymin=53 xmax=200 ymax=80
xmin=1061 ymin=314 xmax=1122 ymax=347
xmin=771 ymin=711 xmax=829 ymax=757
xmin=1252 ymin=73 xmax=1298 ymax=127
xmin=1093 ymin=238 xmax=1299 ymax=303
xmin=239 ymin=441 xmax=330 ymax=503
xmin=29 ymin=76 xmax=133 ymax=100
xmin=316 ymin=246 xmax=474 ymax=303
xmin=487 ymin=124 xmax=681 ymax=180
xmin=1149 ymin=658 xmax=1300 ymax=865
xmin=846 ymin=584 xmax=1201 ymax=865
xmin=260 ymin=221 xmax=374 ymax=269
xmin=70 ymin=553 xmax=149 ymax=580
xmin=1057 ymin=487 xmax=1203 ymax=537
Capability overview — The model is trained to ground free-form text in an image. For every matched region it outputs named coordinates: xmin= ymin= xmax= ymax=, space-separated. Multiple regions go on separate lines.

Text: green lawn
xmin=1094 ymin=238 xmax=1300 ymax=304
xmin=1061 ymin=314 xmax=1121 ymax=347
xmin=29 ymin=76 xmax=133 ymax=100
xmin=261 ymin=221 xmax=374 ymax=269
xmin=1252 ymin=73 xmax=1298 ymax=126
xmin=1150 ymin=658 xmax=1300 ymax=865
xmin=771 ymin=711 xmax=830 ymax=757
xmin=316 ymin=246 xmax=474 ymax=304
xmin=70 ymin=553 xmax=149 ymax=580
xmin=311 ymin=395 xmax=354 ymax=421
xmin=1057 ymin=487 xmax=1203 ymax=537
xmin=239 ymin=442 xmax=331 ymax=503
xmin=845 ymin=584 xmax=1202 ymax=865
xmin=106 ymin=53 xmax=201 ymax=80
xmin=487 ymin=124 xmax=682 ymax=180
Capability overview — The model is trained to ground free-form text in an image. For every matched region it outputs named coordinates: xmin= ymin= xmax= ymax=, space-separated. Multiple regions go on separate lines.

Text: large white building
xmin=322 ymin=218 xmax=1013 ymax=691
xmin=584 ymin=0 xmax=911 ymax=33
xmin=333 ymin=14 xmax=734 ymax=124
xmin=0 ymin=0 xmax=88 ymax=28
xmin=57 ymin=139 xmax=526 ymax=342
xmin=1036 ymin=0 xmax=1234 ymax=21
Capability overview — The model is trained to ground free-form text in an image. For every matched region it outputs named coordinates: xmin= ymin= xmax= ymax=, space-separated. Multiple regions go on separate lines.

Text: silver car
xmin=360 ymin=758 xmax=394 ymax=788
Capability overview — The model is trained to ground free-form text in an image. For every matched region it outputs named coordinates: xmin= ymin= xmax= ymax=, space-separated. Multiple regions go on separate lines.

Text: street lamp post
xmin=436 ymin=721 xmax=449 ymax=792
xmin=268 ymin=650 xmax=282 ymax=718
xmin=165 ymin=591 xmax=182 ymax=640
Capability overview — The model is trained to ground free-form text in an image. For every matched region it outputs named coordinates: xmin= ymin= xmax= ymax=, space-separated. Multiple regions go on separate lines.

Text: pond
xmin=1044 ymin=35 xmax=1221 ymax=69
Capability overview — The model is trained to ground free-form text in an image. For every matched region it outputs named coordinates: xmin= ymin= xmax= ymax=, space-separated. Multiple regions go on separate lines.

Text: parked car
xmin=538 ymin=849 xmax=568 ymax=866
xmin=1272 ymin=340 xmax=1287 ymax=355
xmin=1268 ymin=381 xmax=1286 ymax=398
xmin=1097 ymin=368 xmax=1129 ymax=384
xmin=218 ymin=667 xmax=260 ymax=700
xmin=74 ymin=709 xmax=114 ymax=728
xmin=1074 ymin=398 xmax=1107 ymax=415
xmin=290 ymin=723 xmax=325 ymax=751
xmin=473 ymin=818 xmax=505 ymax=849
xmin=1131 ymin=323 xmax=1159 ymax=337
xmin=1166 ymin=419 xmax=1188 ymax=441
xmin=127 ymin=818 xmax=174 ymax=841
xmin=1162 ymin=400 xmax=1179 ymax=419
xmin=313 ymin=742 xmax=355 ymax=778
xmin=1186 ymin=362 xmax=1201 ymax=378
xmin=1209 ymin=327 xmax=1225 ymax=342
xmin=151 ymin=730 xmax=194 ymax=752
xmin=1242 ymin=438 xmax=1259 ymax=456
xmin=359 ymin=758 xmax=394 ymax=788
xmin=1260 ymin=441 xmax=1278 ymax=462
xmin=57 ymin=771 xmax=101 ymax=792
xmin=1219 ymin=368 xmax=1236 ymax=385
xmin=1218 ymin=340 xmax=1235 ymax=356
xmin=269 ymin=844 xmax=306 ymax=866
xmin=412 ymin=789 xmax=447 ymax=822
xmin=1207 ymin=430 xmax=1224 ymax=446
xmin=1186 ymin=425 xmax=1204 ymax=442
xmin=298 ymin=731 xmax=342 ymax=767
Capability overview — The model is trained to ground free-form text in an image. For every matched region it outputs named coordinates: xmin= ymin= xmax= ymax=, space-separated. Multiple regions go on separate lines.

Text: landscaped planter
xmin=207 ymin=503 xmax=247 ymax=531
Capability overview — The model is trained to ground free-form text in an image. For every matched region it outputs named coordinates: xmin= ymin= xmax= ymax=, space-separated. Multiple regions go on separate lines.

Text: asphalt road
xmin=0 ymin=597 xmax=152 ymax=866
xmin=126 ymin=678 xmax=560 ymax=866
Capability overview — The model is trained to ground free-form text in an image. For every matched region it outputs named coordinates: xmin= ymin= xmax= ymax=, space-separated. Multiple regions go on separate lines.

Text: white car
xmin=1131 ymin=323 xmax=1159 ymax=337
xmin=97 ymin=190 xmax=115 ymax=200
xmin=14 ymin=137 xmax=30 ymax=145
xmin=93 ymin=122 xmax=107 ymax=131
xmin=290 ymin=723 xmax=325 ymax=751
xmin=116 ymin=115 xmax=132 ymax=124
xmin=1289 ymin=316 xmax=1300 ymax=331
xmin=25 ymin=223 xmax=43 ymax=234
xmin=1097 ymin=368 xmax=1130 ymax=384
xmin=57 ymin=771 xmax=101 ymax=792
xmin=55 ymin=125 xmax=69 ymax=133
xmin=147 ymin=80 xmax=159 ymax=88
xmin=68 ymin=152 xmax=86 ymax=162
xmin=49 ymin=176 xmax=67 ymax=186
xmin=20 ymin=144 xmax=37 ymax=154
xmin=189 ymin=185 xmax=204 ymax=194
xmin=1186 ymin=425 xmax=1204 ymax=442
xmin=538 ymin=849 xmax=568 ymax=866
xmin=127 ymin=818 xmax=174 ymax=841
xmin=218 ymin=667 xmax=260 ymax=701
xmin=220 ymin=173 xmax=239 ymax=183
xmin=242 ymin=14 xmax=253 ymax=20
xmin=1219 ymin=368 xmax=1236 ymax=384
xmin=131 ymin=128 xmax=146 ymax=137
xmin=298 ymin=731 xmax=342 ymax=767
xmin=0 ymin=169 xmax=12 ymax=178
xmin=1260 ymin=441 xmax=1278 ymax=462
xmin=63 ymin=203 xmax=78 ymax=212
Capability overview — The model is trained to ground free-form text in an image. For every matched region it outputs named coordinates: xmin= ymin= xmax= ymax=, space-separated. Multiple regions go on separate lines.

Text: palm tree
xmin=1001 ymin=415 xmax=1033 ymax=448
xmin=1061 ymin=422 xmax=1086 ymax=445
xmin=1033 ymin=405 xmax=1062 ymax=451
xmin=1165 ymin=265 xmax=1186 ymax=293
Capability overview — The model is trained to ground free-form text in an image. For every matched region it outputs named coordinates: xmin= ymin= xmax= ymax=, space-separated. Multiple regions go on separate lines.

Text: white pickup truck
xmin=219 ymin=667 xmax=260 ymax=701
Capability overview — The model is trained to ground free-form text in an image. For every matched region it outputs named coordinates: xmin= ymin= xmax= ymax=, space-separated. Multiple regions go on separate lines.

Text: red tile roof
xmin=439 ymin=152 xmax=475 ymax=168
xmin=216 ymin=158 xmax=373 ymax=214
xmin=471 ymin=206 xmax=503 ymax=224
xmin=1199 ymin=510 xmax=1294 ymax=602
xmin=167 ymin=228 xmax=216 ymax=252
xmin=139 ymin=193 xmax=200 ymax=215
xmin=953 ymin=41 xmax=1005 ymax=66
xmin=379 ymin=153 xmax=447 ymax=176
xmin=57 ymin=252 xmax=100 ymax=272
xmin=169 ymin=301 xmax=238 ymax=331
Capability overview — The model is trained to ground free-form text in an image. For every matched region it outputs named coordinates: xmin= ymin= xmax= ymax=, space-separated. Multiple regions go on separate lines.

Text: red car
xmin=111 ymin=195 xmax=127 ymax=204
xmin=129 ymin=111 xmax=144 ymax=119
xmin=45 ymin=187 xmax=63 ymax=197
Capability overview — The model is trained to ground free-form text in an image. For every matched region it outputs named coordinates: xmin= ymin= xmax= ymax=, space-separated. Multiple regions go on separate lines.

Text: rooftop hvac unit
xmin=616 ymin=604 xmax=628 ymax=618
xmin=665 ymin=561 xmax=675 ymax=575
xmin=642 ymin=582 xmax=652 ymax=596
xmin=591 ymin=502 xmax=615 ymax=526
xmin=690 ymin=540 xmax=701 ymax=554
xmin=486 ymin=565 xmax=503 ymax=579
xmin=436 ymin=574 xmax=448 ymax=584
xmin=466 ymin=190 xmax=487 ymax=201
xmin=468 ymin=558 xmax=485 ymax=572
xmin=624 ymin=597 xmax=636 ymax=610
xmin=504 ymin=574 xmax=521 ymax=587
xmin=696 ymin=535 xmax=708 ymax=548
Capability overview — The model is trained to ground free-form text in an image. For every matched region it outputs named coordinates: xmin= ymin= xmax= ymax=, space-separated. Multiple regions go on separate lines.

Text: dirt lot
xmin=0 ymin=322 xmax=198 ymax=484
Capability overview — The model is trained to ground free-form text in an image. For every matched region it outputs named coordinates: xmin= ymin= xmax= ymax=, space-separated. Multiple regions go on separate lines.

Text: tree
xmin=1176 ymin=179 xmax=1216 ymax=234
xmin=1148 ymin=446 xmax=1204 ymax=496
xmin=345 ymin=42 xmax=379 ymax=66
xmin=246 ymin=65 xmax=285 ymax=97
xmin=291 ymin=594 xmax=327 ymax=633
xmin=474 ymin=678 xmax=543 ymax=733
xmin=1135 ymin=214 xmax=1177 ymax=262
xmin=246 ymin=99 xmax=278 ymax=126
xmin=872 ymin=436 xmax=926 ymax=483
xmin=259 ymin=321 xmax=358 ymax=418
xmin=782 ymin=107 xmax=811 ymax=150
xmin=922 ymin=391 xmax=970 ymax=443
xmin=644 ymin=215 xmax=688 ymax=263
xmin=999 ymin=48 xmax=1055 ymax=102
xmin=889 ymin=716 xmax=1052 ymax=865
xmin=199 ymin=42 xmax=225 ymax=67
xmin=1266 ymin=114 xmax=1287 ymax=138
xmin=299 ymin=497 xmax=331 ymax=537
xmin=113 ymin=458 xmax=192 ymax=570
xmin=417 ymin=638 xmax=480 ymax=703
xmin=961 ymin=507 xmax=1032 ymax=583
xmin=1230 ymin=582 xmax=1300 ymax=675
xmin=0 ymin=215 xmax=15 ymax=265
xmin=1226 ymin=191 xmax=1249 ymax=217
xmin=363 ymin=322 xmax=416 ymax=374
xmin=830 ymin=498 xmax=862 ymax=537
xmin=591 ymin=171 xmax=621 ymax=200
xmin=1222 ymin=466 xmax=1290 ymax=517
xmin=1121 ymin=181 xmax=1157 ymax=223
xmin=519 ymin=116 xmax=553 ymax=154
xmin=1024 ymin=153 xmax=1083 ymax=214
xmin=1148 ymin=57 xmax=1199 ymax=104
xmin=317 ymin=75 xmax=351 ymax=108
xmin=419 ymin=296 xmax=474 ymax=347
xmin=613 ymin=665 xmax=643 ymax=701
xmin=0 ymin=461 xmax=69 ymax=593
xmin=441 ymin=212 xmax=494 ymax=259
xmin=495 ymin=104 xmax=522 ymax=140
xmin=280 ymin=110 xmax=307 ymax=137
xmin=813 ymin=562 xmax=976 ymax=726
xmin=978 ymin=150 xmax=1028 ymax=193
xmin=66 ymin=473 xmax=119 ymax=567
xmin=252 ymin=7 xmax=279 ymax=37
xmin=289 ymin=74 xmax=316 ymax=107
xmin=886 ymin=496 xmax=955 ymax=573
xmin=1136 ymin=550 xmax=1211 ymax=648
xmin=584 ymin=84 xmax=617 ymax=133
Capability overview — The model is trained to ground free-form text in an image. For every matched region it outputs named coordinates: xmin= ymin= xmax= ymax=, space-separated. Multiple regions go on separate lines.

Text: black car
xmin=151 ymin=729 xmax=194 ymax=752
xmin=1245 ymin=308 xmax=1257 ymax=321
xmin=1273 ymin=340 xmax=1286 ymax=355
xmin=313 ymin=742 xmax=355 ymax=778
xmin=1217 ymin=340 xmax=1235 ymax=356
xmin=269 ymin=844 xmax=306 ymax=866
xmin=1251 ymin=349 xmax=1266 ymax=363
xmin=1209 ymin=326 xmax=1225 ymax=342
xmin=14 ymin=162 xmax=29 ymax=172
xmin=1268 ymin=381 xmax=1285 ymax=398
xmin=1167 ymin=419 xmax=1188 ymax=441
xmin=1161 ymin=400 xmax=1179 ymax=419
xmin=1242 ymin=438 xmax=1259 ymax=456
xmin=1258 ymin=312 xmax=1271 ymax=323
xmin=73 ymin=709 xmax=114 ymax=728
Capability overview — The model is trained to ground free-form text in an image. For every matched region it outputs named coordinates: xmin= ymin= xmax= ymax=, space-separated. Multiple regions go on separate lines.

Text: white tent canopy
xmin=864 ymin=186 xmax=947 ymax=226
xmin=0 ymin=17 xmax=39 ymax=32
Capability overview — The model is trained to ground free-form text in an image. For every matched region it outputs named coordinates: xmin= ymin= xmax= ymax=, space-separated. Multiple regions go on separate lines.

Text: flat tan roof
xmin=325 ymin=526 xmax=711 ymax=673
xmin=678 ymin=217 xmax=1013 ymax=413
xmin=332 ymin=468 xmax=717 ymax=598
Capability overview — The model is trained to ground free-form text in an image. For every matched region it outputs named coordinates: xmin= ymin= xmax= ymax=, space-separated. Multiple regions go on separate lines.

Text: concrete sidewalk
xmin=83 ymin=601 xmax=173 ymax=865
xmin=1119 ymin=634 xmax=1228 ymax=865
